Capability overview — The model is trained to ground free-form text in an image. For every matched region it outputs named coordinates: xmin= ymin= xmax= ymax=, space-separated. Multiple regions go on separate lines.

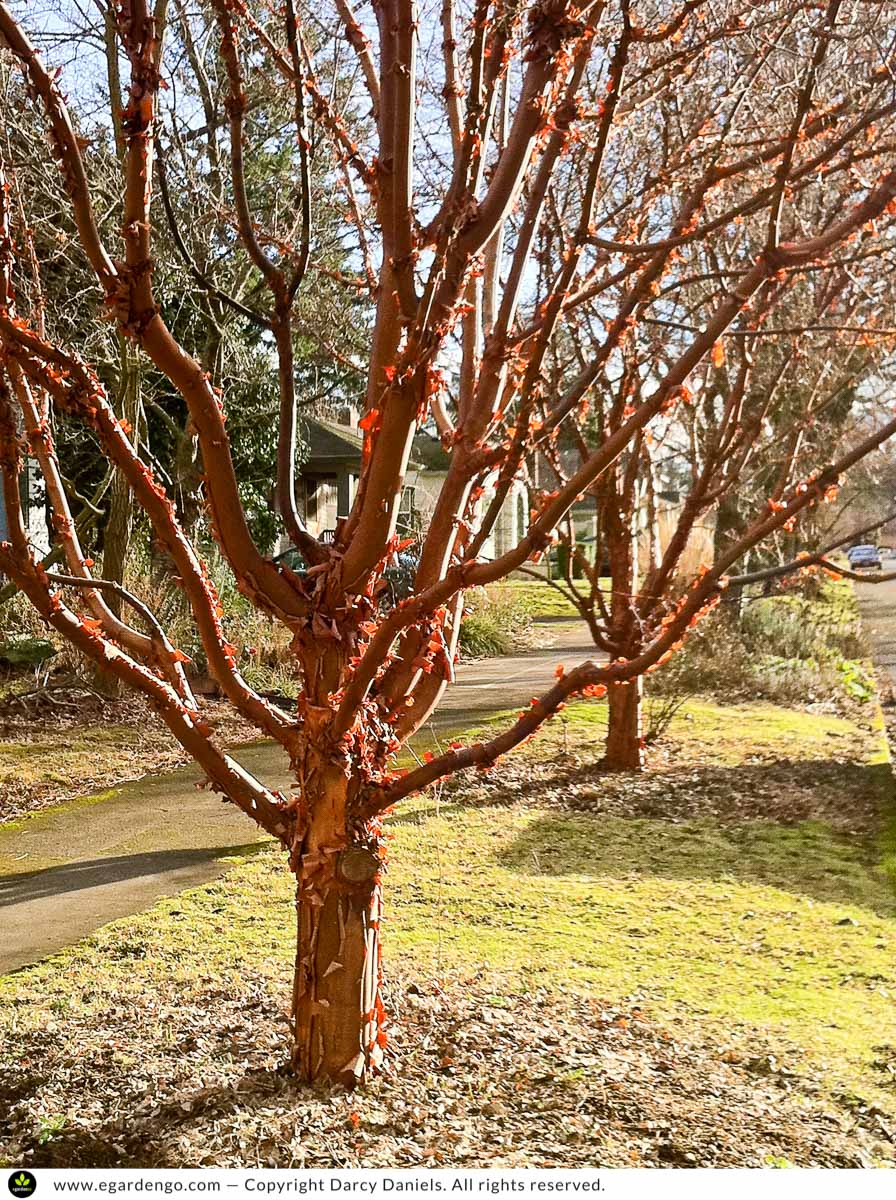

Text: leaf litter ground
xmin=1 ymin=974 xmax=892 ymax=1168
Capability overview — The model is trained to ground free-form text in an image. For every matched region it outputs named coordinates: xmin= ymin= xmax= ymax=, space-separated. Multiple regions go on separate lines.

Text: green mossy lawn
xmin=488 ymin=580 xmax=587 ymax=620
xmin=3 ymin=693 xmax=894 ymax=1134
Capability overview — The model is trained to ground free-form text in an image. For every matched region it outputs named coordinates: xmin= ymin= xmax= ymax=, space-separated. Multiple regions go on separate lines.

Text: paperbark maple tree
xmin=535 ymin=274 xmax=896 ymax=770
xmin=3 ymin=0 xmax=896 ymax=1084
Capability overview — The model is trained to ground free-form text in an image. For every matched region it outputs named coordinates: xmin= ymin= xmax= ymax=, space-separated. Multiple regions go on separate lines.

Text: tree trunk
xmin=289 ymin=745 xmax=386 ymax=1085
xmin=96 ymin=337 xmax=141 ymax=695
xmin=291 ymin=862 xmax=384 ymax=1085
xmin=103 ymin=474 xmax=132 ymax=607
xmin=599 ymin=469 xmax=643 ymax=771
xmin=604 ymin=677 xmax=644 ymax=771
xmin=713 ymin=492 xmax=745 ymax=621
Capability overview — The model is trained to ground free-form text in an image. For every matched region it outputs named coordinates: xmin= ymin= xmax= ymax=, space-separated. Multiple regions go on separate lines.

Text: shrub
xmin=0 ymin=590 xmax=83 ymax=692
xmin=128 ymin=549 xmax=297 ymax=697
xmin=643 ymin=692 xmax=688 ymax=743
xmin=459 ymin=586 xmax=533 ymax=658
xmin=740 ymin=588 xmax=865 ymax=662
xmin=0 ymin=589 xmax=53 ymax=642
xmin=648 ymin=578 xmax=872 ymax=708
xmin=458 ymin=612 xmax=513 ymax=658
xmin=0 ymin=637 xmax=57 ymax=667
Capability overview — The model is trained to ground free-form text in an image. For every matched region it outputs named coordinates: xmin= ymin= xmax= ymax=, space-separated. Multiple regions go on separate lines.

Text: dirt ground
xmin=0 ymin=689 xmax=259 ymax=826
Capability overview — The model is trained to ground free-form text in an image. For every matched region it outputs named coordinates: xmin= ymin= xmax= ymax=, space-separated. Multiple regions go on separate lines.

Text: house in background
xmin=296 ymin=413 xmax=364 ymax=541
xmin=404 ymin=430 xmax=529 ymax=560
xmin=290 ymin=414 xmax=529 ymax=560
xmin=529 ymin=443 xmax=714 ymax=579
xmin=563 ymin=490 xmax=714 ymax=578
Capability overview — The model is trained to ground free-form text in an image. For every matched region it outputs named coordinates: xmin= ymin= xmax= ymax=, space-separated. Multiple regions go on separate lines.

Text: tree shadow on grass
xmin=498 ymin=760 xmax=896 ymax=918
xmin=0 ymin=844 xmax=263 ymax=908
xmin=407 ymin=752 xmax=889 ymax=830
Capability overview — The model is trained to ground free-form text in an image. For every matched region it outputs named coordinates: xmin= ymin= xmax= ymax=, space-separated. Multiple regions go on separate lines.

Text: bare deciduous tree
xmin=535 ymin=265 xmax=896 ymax=769
xmin=2 ymin=0 xmax=896 ymax=1083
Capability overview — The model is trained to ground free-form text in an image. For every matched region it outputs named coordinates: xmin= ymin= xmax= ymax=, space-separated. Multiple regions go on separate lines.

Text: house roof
xmin=299 ymin=415 xmax=433 ymax=476
xmin=300 ymin=416 xmax=364 ymax=472
xmin=411 ymin=429 xmax=450 ymax=471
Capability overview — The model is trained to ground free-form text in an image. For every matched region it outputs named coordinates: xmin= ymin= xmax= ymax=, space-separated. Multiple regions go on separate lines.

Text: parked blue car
xmin=846 ymin=544 xmax=882 ymax=570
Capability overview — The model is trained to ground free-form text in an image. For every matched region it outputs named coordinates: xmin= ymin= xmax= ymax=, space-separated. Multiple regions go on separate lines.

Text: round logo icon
xmin=8 ymin=1174 xmax=36 ymax=1199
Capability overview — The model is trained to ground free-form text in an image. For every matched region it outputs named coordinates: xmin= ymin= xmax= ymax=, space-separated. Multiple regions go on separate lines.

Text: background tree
xmin=533 ymin=265 xmax=896 ymax=769
xmin=3 ymin=0 xmax=896 ymax=1086
xmin=151 ymin=0 xmax=367 ymax=545
xmin=1 ymin=0 xmax=364 ymax=573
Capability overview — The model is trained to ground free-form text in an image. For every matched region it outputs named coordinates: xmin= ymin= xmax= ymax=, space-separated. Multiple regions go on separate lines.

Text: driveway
xmin=0 ymin=622 xmax=596 ymax=974
xmin=434 ymin=622 xmax=593 ymax=721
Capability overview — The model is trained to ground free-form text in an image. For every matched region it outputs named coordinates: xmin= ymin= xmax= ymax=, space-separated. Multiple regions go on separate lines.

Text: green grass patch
xmin=390 ymin=805 xmax=895 ymax=1078
xmin=412 ymin=690 xmax=864 ymax=768
xmin=488 ymin=580 xmax=588 ymax=620
xmin=0 ymin=726 xmax=148 ymax=790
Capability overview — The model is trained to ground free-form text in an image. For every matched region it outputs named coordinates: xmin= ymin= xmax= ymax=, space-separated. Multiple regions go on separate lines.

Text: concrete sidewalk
xmin=854 ymin=575 xmax=896 ymax=698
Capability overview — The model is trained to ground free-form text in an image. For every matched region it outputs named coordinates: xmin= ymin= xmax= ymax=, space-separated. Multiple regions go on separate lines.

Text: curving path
xmin=0 ymin=622 xmax=595 ymax=975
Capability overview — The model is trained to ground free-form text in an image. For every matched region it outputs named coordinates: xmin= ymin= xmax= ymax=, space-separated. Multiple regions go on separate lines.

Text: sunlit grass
xmin=488 ymin=580 xmax=587 ymax=620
